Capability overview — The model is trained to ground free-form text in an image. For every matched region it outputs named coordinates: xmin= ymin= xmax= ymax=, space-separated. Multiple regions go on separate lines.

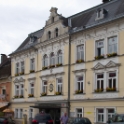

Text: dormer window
xmin=48 ymin=31 xmax=51 ymax=39
xmin=95 ymin=8 xmax=107 ymax=21
xmin=52 ymin=17 xmax=54 ymax=23
xmin=55 ymin=28 xmax=58 ymax=37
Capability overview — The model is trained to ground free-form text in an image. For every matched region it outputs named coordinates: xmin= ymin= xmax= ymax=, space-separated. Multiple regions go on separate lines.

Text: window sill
xmin=40 ymin=95 xmax=63 ymax=97
xmin=28 ymin=97 xmax=34 ymax=98
xmin=74 ymin=93 xmax=85 ymax=95
xmin=42 ymin=65 xmax=64 ymax=71
xmin=93 ymin=91 xmax=119 ymax=94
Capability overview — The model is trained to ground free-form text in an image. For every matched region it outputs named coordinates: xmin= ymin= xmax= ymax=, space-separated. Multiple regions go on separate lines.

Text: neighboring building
xmin=0 ymin=54 xmax=11 ymax=111
xmin=9 ymin=0 xmax=124 ymax=123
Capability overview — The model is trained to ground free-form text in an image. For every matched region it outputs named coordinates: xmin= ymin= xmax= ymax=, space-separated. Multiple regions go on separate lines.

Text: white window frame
xmin=15 ymin=109 xmax=18 ymax=118
xmin=50 ymin=52 xmax=55 ymax=65
xmin=76 ymin=76 xmax=83 ymax=91
xmin=77 ymin=45 xmax=84 ymax=60
xmin=43 ymin=55 xmax=48 ymax=67
xmin=108 ymin=36 xmax=118 ymax=54
xmin=1 ymin=88 xmax=6 ymax=95
xmin=97 ymin=108 xmax=104 ymax=123
xmin=57 ymin=50 xmax=63 ymax=64
xmin=21 ymin=61 xmax=24 ymax=73
xmin=56 ymin=78 xmax=62 ymax=92
xmin=96 ymin=40 xmax=104 ymax=56
xmin=16 ymin=62 xmax=20 ymax=74
xmin=30 ymin=58 xmax=35 ymax=70
xmin=95 ymin=73 xmax=104 ymax=90
xmin=95 ymin=107 xmax=116 ymax=123
xmin=107 ymin=71 xmax=117 ymax=89
xmin=20 ymin=84 xmax=24 ymax=96
xmin=29 ymin=108 xmax=34 ymax=119
xmin=15 ymin=85 xmax=20 ymax=96
xmin=29 ymin=83 xmax=34 ymax=95
xmin=42 ymin=81 xmax=47 ymax=93
xmin=20 ymin=109 xmax=23 ymax=119
xmin=75 ymin=108 xmax=83 ymax=117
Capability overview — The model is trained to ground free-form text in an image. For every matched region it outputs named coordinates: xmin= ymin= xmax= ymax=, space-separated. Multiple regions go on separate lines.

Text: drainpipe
xmin=68 ymin=34 xmax=71 ymax=117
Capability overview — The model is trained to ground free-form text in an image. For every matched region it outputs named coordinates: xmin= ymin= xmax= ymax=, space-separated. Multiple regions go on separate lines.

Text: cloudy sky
xmin=0 ymin=0 xmax=102 ymax=58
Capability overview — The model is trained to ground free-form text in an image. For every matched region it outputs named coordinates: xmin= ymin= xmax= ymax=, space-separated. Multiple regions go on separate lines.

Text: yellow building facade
xmin=10 ymin=0 xmax=124 ymax=123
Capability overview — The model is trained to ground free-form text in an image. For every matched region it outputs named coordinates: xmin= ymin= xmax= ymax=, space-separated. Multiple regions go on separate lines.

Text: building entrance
xmin=39 ymin=108 xmax=60 ymax=124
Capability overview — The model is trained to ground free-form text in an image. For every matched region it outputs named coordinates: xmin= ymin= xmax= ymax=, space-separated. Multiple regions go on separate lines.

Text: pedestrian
xmin=60 ymin=112 xmax=68 ymax=124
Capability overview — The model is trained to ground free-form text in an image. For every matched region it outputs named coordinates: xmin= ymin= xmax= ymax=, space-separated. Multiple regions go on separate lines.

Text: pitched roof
xmin=0 ymin=58 xmax=11 ymax=79
xmin=69 ymin=0 xmax=124 ymax=32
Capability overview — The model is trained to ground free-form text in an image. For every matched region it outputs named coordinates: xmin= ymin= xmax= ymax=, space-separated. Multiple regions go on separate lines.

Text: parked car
xmin=0 ymin=117 xmax=8 ymax=124
xmin=32 ymin=112 xmax=53 ymax=124
xmin=107 ymin=114 xmax=124 ymax=124
xmin=68 ymin=117 xmax=92 ymax=124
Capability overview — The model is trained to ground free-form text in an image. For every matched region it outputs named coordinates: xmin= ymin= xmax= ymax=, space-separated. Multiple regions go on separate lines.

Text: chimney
xmin=102 ymin=0 xmax=110 ymax=3
xmin=0 ymin=54 xmax=7 ymax=64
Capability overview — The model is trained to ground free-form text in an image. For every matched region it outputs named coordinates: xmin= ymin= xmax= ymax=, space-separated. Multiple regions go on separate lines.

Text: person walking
xmin=60 ymin=112 xmax=68 ymax=124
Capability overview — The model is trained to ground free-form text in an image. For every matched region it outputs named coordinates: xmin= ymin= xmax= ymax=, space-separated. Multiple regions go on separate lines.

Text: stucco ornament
xmin=49 ymin=84 xmax=54 ymax=92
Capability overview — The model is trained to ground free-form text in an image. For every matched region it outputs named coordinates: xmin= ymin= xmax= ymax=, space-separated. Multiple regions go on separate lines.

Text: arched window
xmin=43 ymin=54 xmax=48 ymax=67
xmin=57 ymin=50 xmax=62 ymax=64
xmin=50 ymin=52 xmax=55 ymax=65
xmin=48 ymin=31 xmax=51 ymax=39
xmin=55 ymin=28 xmax=58 ymax=37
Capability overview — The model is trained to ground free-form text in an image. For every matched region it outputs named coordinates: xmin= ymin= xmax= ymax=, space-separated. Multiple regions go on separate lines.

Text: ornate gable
xmin=13 ymin=78 xmax=19 ymax=83
xmin=92 ymin=62 xmax=105 ymax=70
xmin=13 ymin=77 xmax=25 ymax=83
xmin=105 ymin=61 xmax=120 ymax=68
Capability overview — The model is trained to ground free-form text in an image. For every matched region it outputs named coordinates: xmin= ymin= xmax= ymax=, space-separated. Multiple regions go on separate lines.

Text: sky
xmin=0 ymin=0 xmax=102 ymax=59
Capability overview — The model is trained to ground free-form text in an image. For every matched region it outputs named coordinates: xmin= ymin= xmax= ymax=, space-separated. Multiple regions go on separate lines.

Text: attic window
xmin=95 ymin=8 xmax=107 ymax=21
xmin=52 ymin=17 xmax=54 ymax=23
xmin=48 ymin=31 xmax=51 ymax=39
xmin=55 ymin=28 xmax=58 ymax=37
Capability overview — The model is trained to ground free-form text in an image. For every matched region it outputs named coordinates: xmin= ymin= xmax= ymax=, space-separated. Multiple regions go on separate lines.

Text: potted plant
xmin=19 ymin=95 xmax=24 ymax=98
xmin=14 ymin=95 xmax=19 ymax=98
xmin=56 ymin=63 xmax=63 ymax=67
xmin=76 ymin=59 xmax=84 ymax=63
xmin=28 ymin=94 xmax=34 ymax=97
xmin=75 ymin=90 xmax=83 ymax=94
xmin=106 ymin=53 xmax=117 ymax=57
xmin=49 ymin=65 xmax=55 ymax=68
xmin=94 ymin=55 xmax=104 ymax=60
xmin=15 ymin=73 xmax=19 ymax=76
xmin=41 ymin=92 xmax=47 ymax=96
xmin=55 ymin=92 xmax=62 ymax=95
xmin=42 ymin=67 xmax=48 ymax=70
xmin=30 ymin=70 xmax=35 ymax=73
xmin=94 ymin=89 xmax=103 ymax=93
xmin=20 ymin=72 xmax=24 ymax=75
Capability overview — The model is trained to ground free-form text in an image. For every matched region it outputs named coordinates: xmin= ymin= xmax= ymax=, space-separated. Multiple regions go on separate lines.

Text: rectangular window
xmin=15 ymin=85 xmax=19 ymax=96
xmin=21 ymin=61 xmax=24 ymax=73
xmin=76 ymin=108 xmax=82 ymax=117
xmin=20 ymin=84 xmax=24 ymax=96
xmin=57 ymin=78 xmax=62 ymax=92
xmin=96 ymin=40 xmax=104 ymax=56
xmin=42 ymin=81 xmax=47 ymax=93
xmin=2 ymin=89 xmax=6 ymax=95
xmin=107 ymin=109 xmax=115 ymax=121
xmin=108 ymin=36 xmax=117 ymax=54
xmin=30 ymin=58 xmax=35 ymax=70
xmin=77 ymin=45 xmax=84 ymax=60
xmin=96 ymin=74 xmax=104 ymax=90
xmin=16 ymin=63 xmax=19 ymax=74
xmin=20 ymin=109 xmax=23 ymax=118
xmin=108 ymin=72 xmax=116 ymax=89
xmin=30 ymin=83 xmax=34 ymax=95
xmin=15 ymin=109 xmax=18 ymax=118
xmin=97 ymin=109 xmax=104 ymax=122
xmin=77 ymin=76 xmax=83 ymax=91
xmin=29 ymin=109 xmax=33 ymax=118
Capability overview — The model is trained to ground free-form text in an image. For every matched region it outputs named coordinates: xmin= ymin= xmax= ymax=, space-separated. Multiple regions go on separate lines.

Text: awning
xmin=0 ymin=103 xmax=10 ymax=111
xmin=3 ymin=108 xmax=14 ymax=113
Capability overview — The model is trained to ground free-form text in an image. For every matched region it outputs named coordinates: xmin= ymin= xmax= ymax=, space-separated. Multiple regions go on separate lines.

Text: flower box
xmin=28 ymin=94 xmax=34 ymax=97
xmin=20 ymin=72 xmax=24 ymax=75
xmin=107 ymin=53 xmax=117 ymax=57
xmin=14 ymin=95 xmax=19 ymax=98
xmin=75 ymin=90 xmax=83 ymax=94
xmin=41 ymin=92 xmax=47 ymax=96
xmin=55 ymin=92 xmax=62 ymax=95
xmin=76 ymin=59 xmax=84 ymax=63
xmin=95 ymin=55 xmax=104 ymax=60
xmin=30 ymin=70 xmax=35 ymax=73
xmin=94 ymin=89 xmax=103 ymax=93
xmin=15 ymin=73 xmax=19 ymax=76
xmin=56 ymin=63 xmax=63 ymax=67
xmin=19 ymin=95 xmax=24 ymax=98
xmin=49 ymin=65 xmax=55 ymax=68
xmin=42 ymin=67 xmax=48 ymax=70
xmin=106 ymin=87 xmax=116 ymax=92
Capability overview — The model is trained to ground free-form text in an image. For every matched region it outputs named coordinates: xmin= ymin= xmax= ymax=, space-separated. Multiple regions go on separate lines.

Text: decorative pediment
xmin=13 ymin=77 xmax=25 ymax=83
xmin=92 ymin=62 xmax=105 ymax=70
xmin=105 ymin=61 xmax=120 ymax=68
xmin=13 ymin=78 xmax=19 ymax=83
